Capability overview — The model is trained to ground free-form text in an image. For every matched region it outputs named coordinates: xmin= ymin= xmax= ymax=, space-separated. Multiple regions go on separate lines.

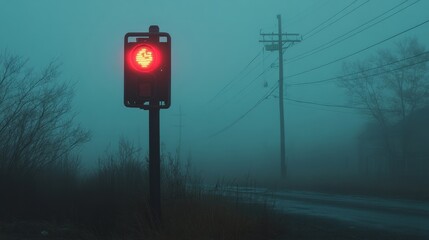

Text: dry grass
xmin=158 ymin=193 xmax=283 ymax=240
xmin=0 ymin=140 xmax=286 ymax=240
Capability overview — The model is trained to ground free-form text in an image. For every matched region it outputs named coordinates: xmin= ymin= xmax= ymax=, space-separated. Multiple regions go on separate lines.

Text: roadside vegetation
xmin=0 ymin=138 xmax=286 ymax=240
xmin=0 ymin=52 xmax=285 ymax=239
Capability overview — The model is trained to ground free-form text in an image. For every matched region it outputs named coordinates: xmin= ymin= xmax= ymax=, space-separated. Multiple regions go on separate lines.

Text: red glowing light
xmin=129 ymin=44 xmax=161 ymax=72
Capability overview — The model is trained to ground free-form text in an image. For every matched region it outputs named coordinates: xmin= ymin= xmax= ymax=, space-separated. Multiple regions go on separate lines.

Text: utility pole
xmin=259 ymin=14 xmax=301 ymax=178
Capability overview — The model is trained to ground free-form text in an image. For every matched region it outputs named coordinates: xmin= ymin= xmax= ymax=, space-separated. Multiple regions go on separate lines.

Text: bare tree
xmin=338 ymin=37 xmax=429 ymax=177
xmin=0 ymin=51 xmax=90 ymax=177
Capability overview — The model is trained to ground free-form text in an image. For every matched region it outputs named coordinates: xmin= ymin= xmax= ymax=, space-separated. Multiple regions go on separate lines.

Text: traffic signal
xmin=124 ymin=28 xmax=171 ymax=109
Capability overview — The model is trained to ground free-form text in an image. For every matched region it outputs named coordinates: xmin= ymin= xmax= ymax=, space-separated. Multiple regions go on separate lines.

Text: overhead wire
xmin=218 ymin=42 xmax=296 ymax=109
xmin=207 ymin=48 xmax=264 ymax=103
xmin=285 ymin=101 xmax=362 ymax=114
xmin=212 ymin=53 xmax=277 ymax=110
xmin=273 ymin=93 xmax=395 ymax=112
xmin=303 ymin=0 xmax=358 ymax=37
xmin=288 ymin=50 xmax=429 ymax=86
xmin=223 ymin=62 xmax=275 ymax=103
xmin=286 ymin=0 xmax=420 ymax=64
xmin=283 ymin=97 xmax=372 ymax=110
xmin=304 ymin=0 xmax=370 ymax=40
xmin=285 ymin=18 xmax=429 ymax=79
xmin=209 ymin=49 xmax=429 ymax=137
xmin=281 ymin=97 xmax=399 ymax=113
xmin=209 ymin=82 xmax=279 ymax=138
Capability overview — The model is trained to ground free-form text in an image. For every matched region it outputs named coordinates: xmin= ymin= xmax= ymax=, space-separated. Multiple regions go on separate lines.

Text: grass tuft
xmin=0 ymin=139 xmax=285 ymax=239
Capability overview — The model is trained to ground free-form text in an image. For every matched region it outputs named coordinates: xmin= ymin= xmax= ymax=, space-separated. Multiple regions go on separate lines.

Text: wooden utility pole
xmin=259 ymin=14 xmax=301 ymax=178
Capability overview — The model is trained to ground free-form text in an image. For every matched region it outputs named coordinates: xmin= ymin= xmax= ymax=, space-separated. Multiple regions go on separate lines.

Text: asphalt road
xmin=221 ymin=186 xmax=429 ymax=239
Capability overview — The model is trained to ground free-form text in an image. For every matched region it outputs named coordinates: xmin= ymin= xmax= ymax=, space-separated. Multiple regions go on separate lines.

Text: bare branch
xmin=0 ymin=52 xmax=90 ymax=175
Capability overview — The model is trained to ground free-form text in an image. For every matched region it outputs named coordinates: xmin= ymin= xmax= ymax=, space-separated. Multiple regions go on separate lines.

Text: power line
xmin=216 ymin=44 xmax=298 ymax=110
xmin=280 ymin=96 xmax=399 ymax=113
xmin=212 ymin=53 xmax=277 ymax=111
xmin=304 ymin=0 xmax=370 ymax=40
xmin=216 ymin=60 xmax=277 ymax=109
xmin=285 ymin=18 xmax=429 ymax=79
xmin=286 ymin=101 xmax=362 ymax=114
xmin=276 ymin=86 xmax=377 ymax=111
xmin=286 ymin=0 xmax=420 ymax=64
xmin=216 ymin=44 xmax=296 ymax=111
xmin=287 ymin=0 xmax=415 ymax=63
xmin=207 ymin=49 xmax=264 ymax=103
xmin=207 ymin=50 xmax=429 ymax=137
xmin=303 ymin=0 xmax=358 ymax=37
xmin=228 ymin=44 xmax=300 ymax=104
xmin=210 ymin=44 xmax=293 ymax=111
xmin=235 ymin=58 xmax=278 ymax=96
xmin=282 ymin=97 xmax=369 ymax=110
xmin=288 ymin=50 xmax=429 ymax=86
xmin=209 ymin=83 xmax=278 ymax=138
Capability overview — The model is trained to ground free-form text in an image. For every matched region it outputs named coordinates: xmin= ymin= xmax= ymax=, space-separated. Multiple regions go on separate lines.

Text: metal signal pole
xmin=149 ymin=103 xmax=161 ymax=222
xmin=124 ymin=25 xmax=171 ymax=225
xmin=259 ymin=14 xmax=301 ymax=178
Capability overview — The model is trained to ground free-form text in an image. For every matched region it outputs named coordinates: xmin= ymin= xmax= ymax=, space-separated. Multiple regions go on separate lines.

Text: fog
xmin=1 ymin=0 xmax=428 ymax=183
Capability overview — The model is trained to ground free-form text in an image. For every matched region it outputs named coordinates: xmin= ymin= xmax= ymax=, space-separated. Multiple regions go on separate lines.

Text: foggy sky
xmin=1 ymin=0 xmax=428 ymax=178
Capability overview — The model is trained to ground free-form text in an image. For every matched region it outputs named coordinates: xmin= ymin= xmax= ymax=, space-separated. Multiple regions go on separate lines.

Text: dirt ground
xmin=0 ymin=214 xmax=427 ymax=240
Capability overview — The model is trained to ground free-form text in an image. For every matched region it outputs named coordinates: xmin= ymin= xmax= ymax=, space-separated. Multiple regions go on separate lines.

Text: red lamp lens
xmin=129 ymin=44 xmax=161 ymax=72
